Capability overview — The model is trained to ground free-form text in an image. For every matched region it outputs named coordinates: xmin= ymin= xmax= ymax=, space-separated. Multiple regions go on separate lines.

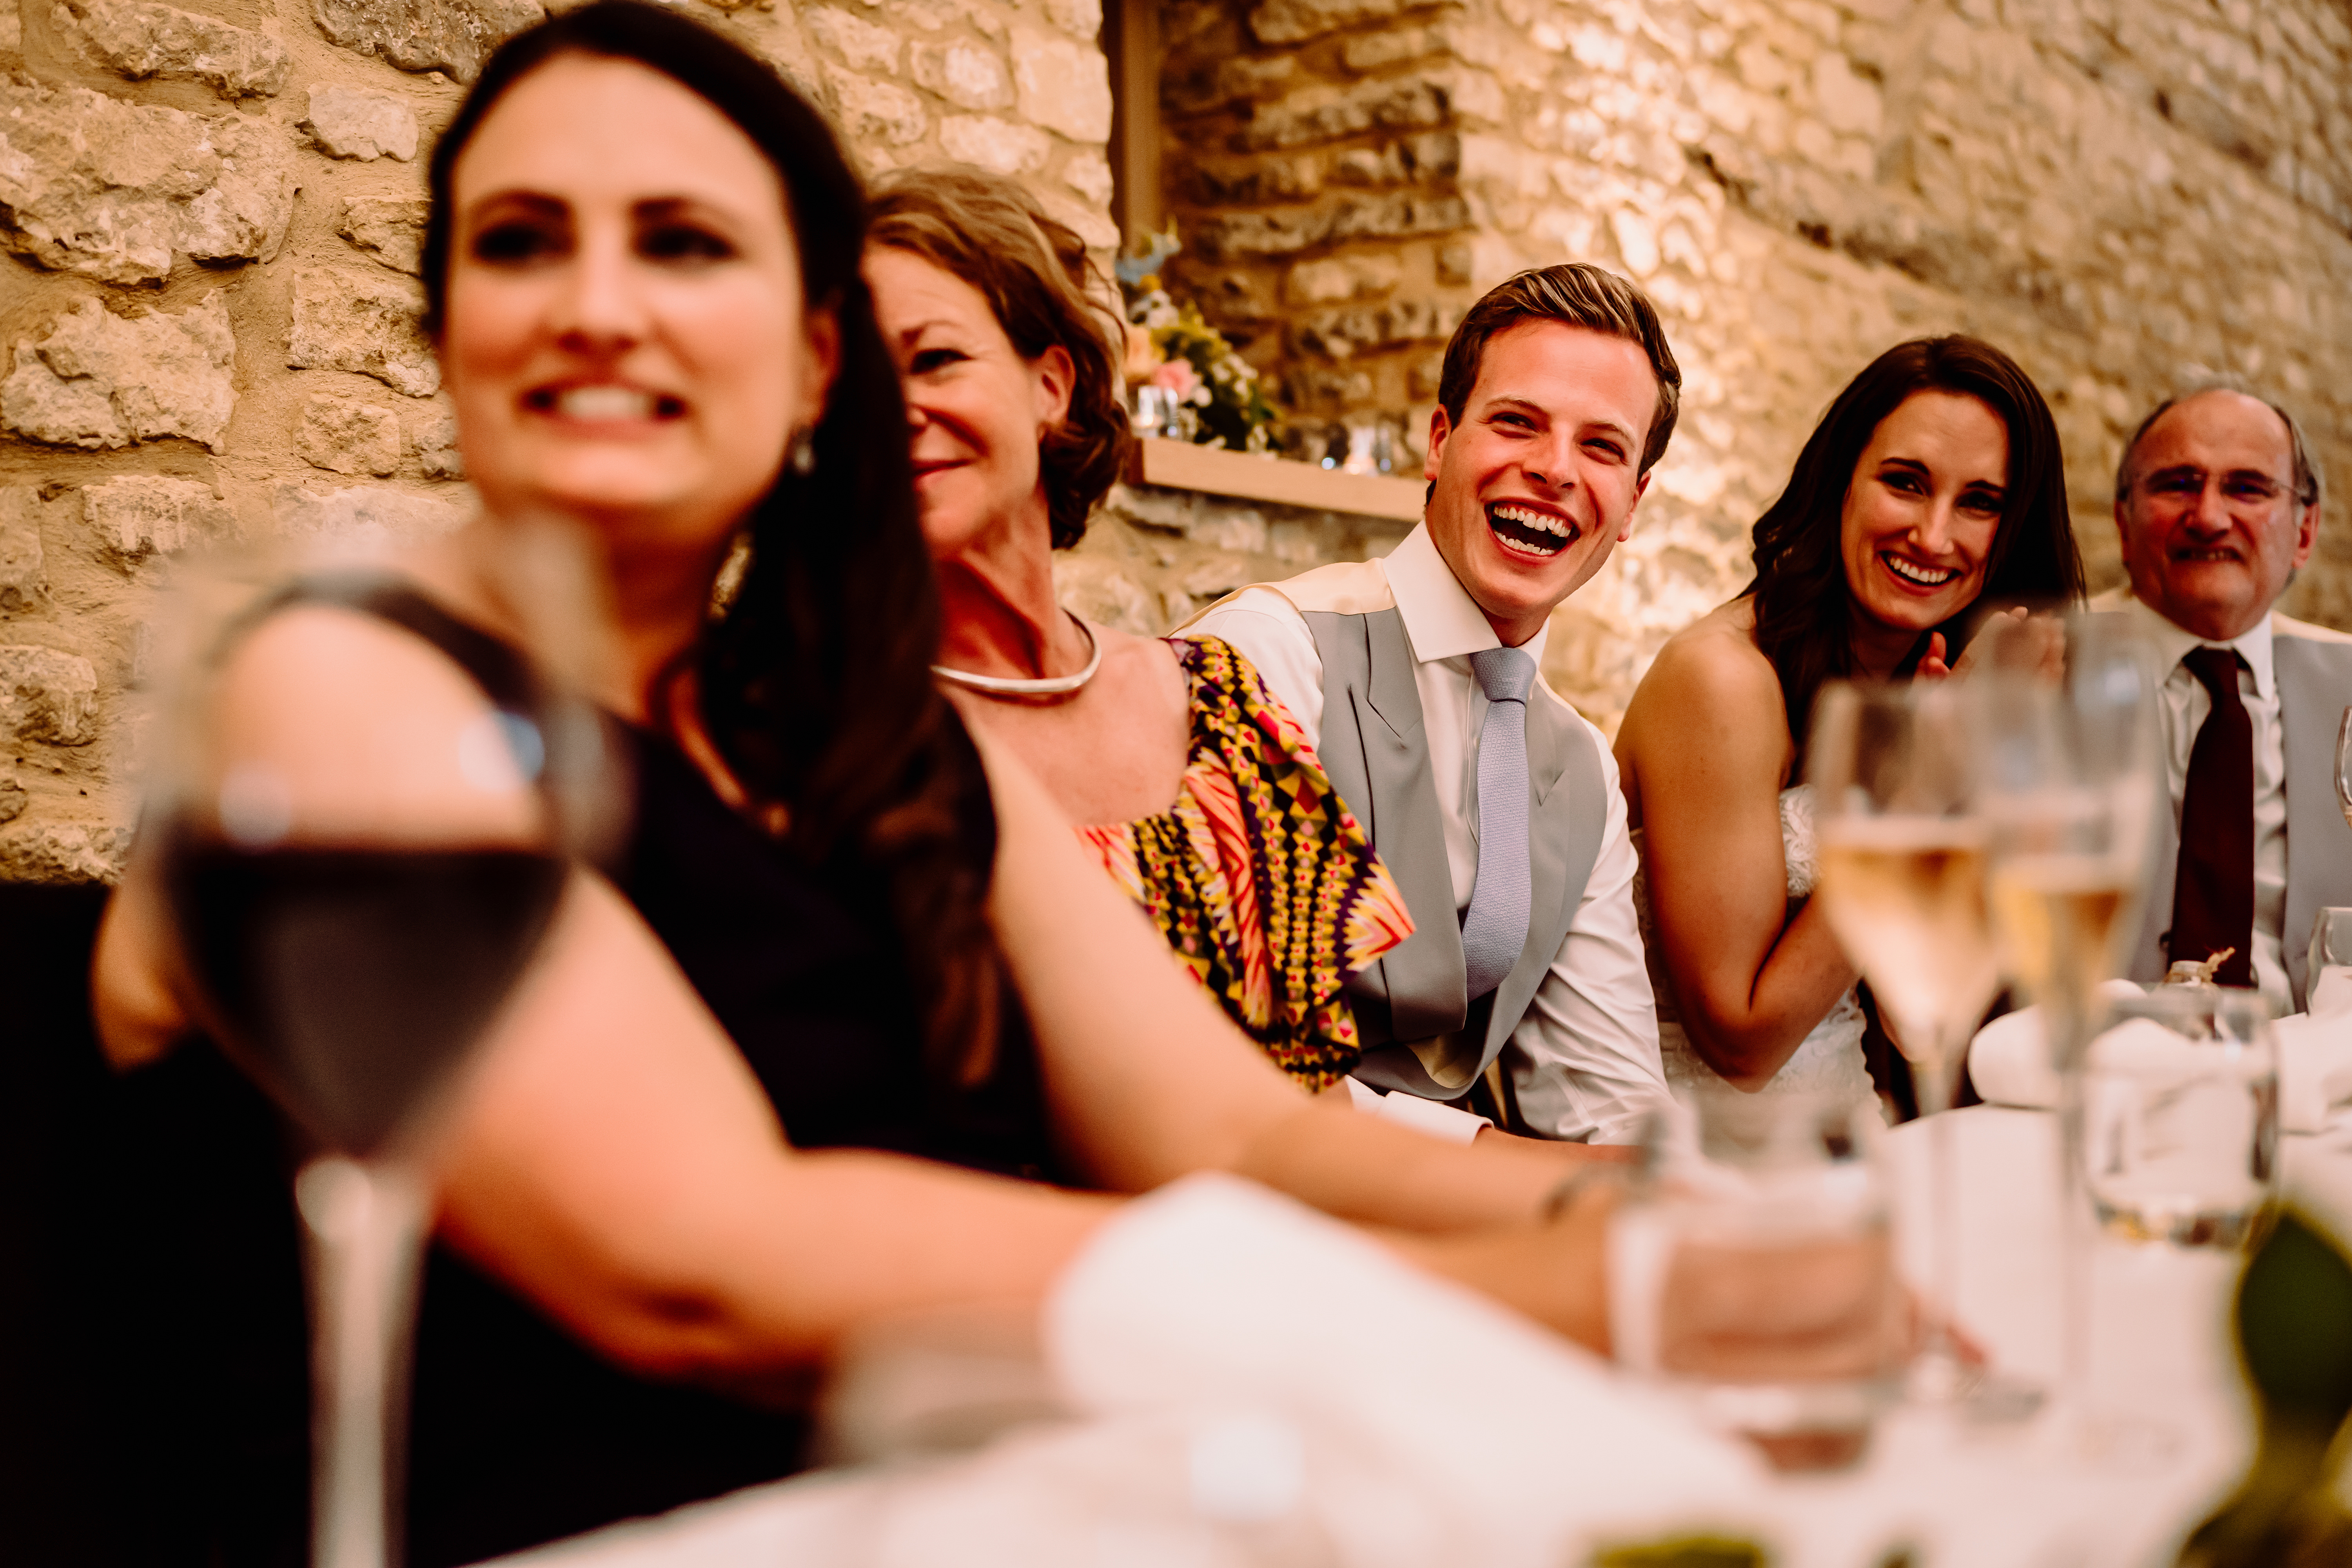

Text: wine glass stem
xmin=1911 ymin=1037 xmax=1967 ymax=1385
xmin=297 ymin=1157 xmax=429 ymax=1568
xmin=2039 ymin=978 xmax=2097 ymax=1422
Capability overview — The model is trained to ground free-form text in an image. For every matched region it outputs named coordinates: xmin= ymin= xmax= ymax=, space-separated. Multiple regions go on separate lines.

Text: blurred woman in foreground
xmin=91 ymin=6 xmax=1642 ymax=1559
xmin=1614 ymin=337 xmax=2084 ymax=1104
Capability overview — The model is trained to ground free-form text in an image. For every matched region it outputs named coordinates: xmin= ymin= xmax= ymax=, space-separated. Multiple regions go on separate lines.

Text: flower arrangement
xmin=1114 ymin=228 xmax=1281 ymax=455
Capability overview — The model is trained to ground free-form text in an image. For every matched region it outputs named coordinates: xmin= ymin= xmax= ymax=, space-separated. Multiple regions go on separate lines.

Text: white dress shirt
xmin=2138 ymin=604 xmax=2291 ymax=1016
xmin=1186 ymin=525 xmax=1668 ymax=1144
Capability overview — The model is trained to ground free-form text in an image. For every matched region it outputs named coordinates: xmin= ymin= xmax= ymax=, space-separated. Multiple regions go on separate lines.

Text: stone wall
xmin=1141 ymin=0 xmax=2352 ymax=731
xmin=0 ymin=0 xmax=1115 ymax=880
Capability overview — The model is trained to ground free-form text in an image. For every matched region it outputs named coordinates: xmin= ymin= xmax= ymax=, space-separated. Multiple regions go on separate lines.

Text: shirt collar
xmin=2134 ymin=598 xmax=2276 ymax=702
xmin=1377 ymin=523 xmax=1553 ymax=668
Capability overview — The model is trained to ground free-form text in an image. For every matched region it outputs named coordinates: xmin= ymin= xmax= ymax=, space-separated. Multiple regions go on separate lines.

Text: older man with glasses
xmin=2111 ymin=383 xmax=2352 ymax=1014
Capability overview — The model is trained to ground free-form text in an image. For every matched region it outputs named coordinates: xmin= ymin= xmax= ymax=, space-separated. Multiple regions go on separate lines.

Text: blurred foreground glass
xmin=1974 ymin=609 xmax=2165 ymax=1453
xmin=2087 ymin=986 xmax=2278 ymax=1249
xmin=2335 ymin=706 xmax=2352 ymax=833
xmin=145 ymin=526 xmax=616 ymax=1568
xmin=1808 ymin=679 xmax=2000 ymax=1404
xmin=2310 ymin=909 xmax=2352 ymax=1019
xmin=1610 ymin=1091 xmax=1902 ymax=1472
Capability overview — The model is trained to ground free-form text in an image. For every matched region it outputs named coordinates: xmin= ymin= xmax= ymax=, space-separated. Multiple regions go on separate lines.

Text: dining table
xmin=485 ymin=1105 xmax=2352 ymax=1568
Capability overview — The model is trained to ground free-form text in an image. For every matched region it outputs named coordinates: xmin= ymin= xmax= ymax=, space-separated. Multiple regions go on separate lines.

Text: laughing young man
xmin=1180 ymin=265 xmax=1676 ymax=1145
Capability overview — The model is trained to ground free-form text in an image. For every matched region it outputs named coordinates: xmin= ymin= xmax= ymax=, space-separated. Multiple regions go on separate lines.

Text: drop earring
xmin=788 ymin=425 xmax=817 ymax=476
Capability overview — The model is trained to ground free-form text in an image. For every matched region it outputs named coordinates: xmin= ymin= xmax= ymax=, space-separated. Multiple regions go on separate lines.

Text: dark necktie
xmin=2169 ymin=646 xmax=2255 ymax=987
xmin=1461 ymin=647 xmax=1535 ymax=1000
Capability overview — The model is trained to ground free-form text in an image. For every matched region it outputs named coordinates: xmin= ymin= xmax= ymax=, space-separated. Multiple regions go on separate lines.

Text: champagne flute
xmin=2334 ymin=705 xmax=2352 ymax=832
xmin=1974 ymin=610 xmax=2162 ymax=1454
xmin=1809 ymin=679 xmax=2003 ymax=1405
xmin=143 ymin=524 xmax=615 ymax=1568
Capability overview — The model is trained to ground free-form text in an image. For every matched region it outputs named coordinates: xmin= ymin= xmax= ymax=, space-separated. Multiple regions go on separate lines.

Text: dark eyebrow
xmin=1878 ymin=456 xmax=1930 ymax=477
xmin=631 ymin=195 xmax=742 ymax=227
xmin=2222 ymin=466 xmax=2285 ymax=486
xmin=465 ymin=189 xmax=568 ymax=223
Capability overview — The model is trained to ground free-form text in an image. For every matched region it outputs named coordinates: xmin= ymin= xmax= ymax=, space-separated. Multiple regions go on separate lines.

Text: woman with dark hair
xmin=88 ymin=6 xmax=1661 ymax=1559
xmin=863 ymin=169 xmax=1416 ymax=1093
xmin=1613 ymin=336 xmax=2085 ymax=1101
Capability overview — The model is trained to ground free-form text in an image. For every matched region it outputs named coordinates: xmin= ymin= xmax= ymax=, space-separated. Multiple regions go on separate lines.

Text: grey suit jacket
xmin=2126 ymin=617 xmax=2352 ymax=1010
xmin=1302 ymin=606 xmax=1608 ymax=1100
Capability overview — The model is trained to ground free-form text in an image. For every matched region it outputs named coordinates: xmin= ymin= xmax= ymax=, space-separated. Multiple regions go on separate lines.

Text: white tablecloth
xmin=486 ymin=1110 xmax=2352 ymax=1568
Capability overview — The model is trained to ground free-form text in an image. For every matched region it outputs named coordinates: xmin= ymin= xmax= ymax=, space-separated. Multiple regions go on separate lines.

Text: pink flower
xmin=1150 ymin=357 xmax=1202 ymax=401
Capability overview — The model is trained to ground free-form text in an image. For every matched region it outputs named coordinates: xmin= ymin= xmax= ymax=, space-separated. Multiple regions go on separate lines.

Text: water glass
xmin=1609 ymin=1091 xmax=1904 ymax=1472
xmin=2307 ymin=909 xmax=2352 ymax=1017
xmin=2085 ymin=986 xmax=2278 ymax=1249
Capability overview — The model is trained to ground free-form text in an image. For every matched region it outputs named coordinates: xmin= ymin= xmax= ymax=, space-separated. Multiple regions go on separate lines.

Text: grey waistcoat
xmin=2126 ymin=627 xmax=2352 ymax=1009
xmin=1303 ymin=606 xmax=1609 ymax=1100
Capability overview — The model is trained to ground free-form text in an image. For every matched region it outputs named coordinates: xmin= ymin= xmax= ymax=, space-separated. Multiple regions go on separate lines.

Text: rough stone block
xmin=58 ymin=0 xmax=290 ymax=97
xmin=939 ymin=115 xmax=1050 ymax=173
xmin=1062 ymin=149 xmax=1114 ymax=209
xmin=0 ymin=0 xmax=18 ymax=54
xmin=0 ymin=77 xmax=294 ymax=284
xmin=1236 ymin=76 xmax=1450 ymax=151
xmin=289 ymin=271 xmax=441 ymax=398
xmin=1033 ymin=186 xmax=1118 ymax=249
xmin=298 ymin=394 xmax=403 ymax=475
xmin=274 ymin=482 xmax=471 ymax=541
xmin=824 ymin=63 xmax=928 ymax=145
xmin=1014 ymin=31 xmax=1111 ymax=142
xmin=0 ymin=766 xmax=23 ymax=826
xmin=1188 ymin=153 xmax=1322 ymax=205
xmin=1285 ymin=253 xmax=1403 ymax=305
xmin=912 ymin=40 xmax=1012 ymax=111
xmin=1248 ymin=0 xmax=1408 ymax=46
xmin=303 ymin=85 xmax=419 ymax=161
xmin=80 ymin=475 xmax=238 ymax=565
xmin=1811 ymin=52 xmax=1882 ymax=138
xmin=337 ymin=197 xmax=429 ymax=274
xmin=1290 ymin=297 xmax=1457 ymax=359
xmin=0 ymin=646 xmax=99 ymax=745
xmin=0 ymin=488 xmax=44 ymax=610
xmin=1041 ymin=0 xmax=1098 ymax=40
xmin=311 ymin=0 xmax=542 ymax=82
xmin=4 ymin=296 xmax=238 ymax=453
xmin=411 ymin=399 xmax=463 ymax=478
xmin=807 ymin=6 xmax=900 ymax=73
xmin=0 ymin=824 xmax=132 ymax=883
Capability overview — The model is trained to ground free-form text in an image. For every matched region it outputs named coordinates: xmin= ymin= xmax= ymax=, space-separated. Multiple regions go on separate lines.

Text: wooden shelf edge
xmin=1128 ymin=436 xmax=1425 ymax=523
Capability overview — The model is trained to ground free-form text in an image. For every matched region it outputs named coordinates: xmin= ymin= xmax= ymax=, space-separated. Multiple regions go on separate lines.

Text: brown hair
xmin=867 ymin=167 xmax=1131 ymax=550
xmin=1434 ymin=263 xmax=1682 ymax=474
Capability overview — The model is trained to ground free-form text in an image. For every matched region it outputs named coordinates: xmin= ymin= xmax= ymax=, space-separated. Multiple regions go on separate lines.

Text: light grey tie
xmin=1461 ymin=646 xmax=1535 ymax=1000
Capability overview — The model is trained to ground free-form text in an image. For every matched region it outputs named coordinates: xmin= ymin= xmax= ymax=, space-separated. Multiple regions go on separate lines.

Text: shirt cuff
xmin=1345 ymin=1076 xmax=1491 ymax=1143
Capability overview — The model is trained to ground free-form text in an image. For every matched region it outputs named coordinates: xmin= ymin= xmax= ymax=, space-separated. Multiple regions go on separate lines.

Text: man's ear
xmin=2293 ymin=499 xmax=2322 ymax=570
xmin=1424 ymin=405 xmax=1453 ymax=482
xmin=802 ymin=303 xmax=843 ymax=423
xmin=1619 ymin=470 xmax=1651 ymax=542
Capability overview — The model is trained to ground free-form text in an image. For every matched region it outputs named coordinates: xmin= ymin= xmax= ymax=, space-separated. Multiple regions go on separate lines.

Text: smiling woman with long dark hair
xmin=1613 ymin=336 xmax=2084 ymax=1101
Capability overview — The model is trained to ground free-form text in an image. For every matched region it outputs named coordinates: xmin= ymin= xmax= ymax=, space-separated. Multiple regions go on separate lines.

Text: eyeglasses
xmin=2134 ymin=466 xmax=2310 ymax=506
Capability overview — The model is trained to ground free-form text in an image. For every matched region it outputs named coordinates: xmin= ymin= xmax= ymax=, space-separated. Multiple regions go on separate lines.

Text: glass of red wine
xmin=145 ymin=524 xmax=615 ymax=1568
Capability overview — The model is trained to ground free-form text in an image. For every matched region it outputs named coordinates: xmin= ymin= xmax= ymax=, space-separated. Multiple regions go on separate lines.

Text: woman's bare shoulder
xmin=1628 ymin=599 xmax=1782 ymax=720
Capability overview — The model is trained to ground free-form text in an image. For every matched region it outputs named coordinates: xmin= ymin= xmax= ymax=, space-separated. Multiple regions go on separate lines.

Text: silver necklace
xmin=933 ymin=616 xmax=1102 ymax=697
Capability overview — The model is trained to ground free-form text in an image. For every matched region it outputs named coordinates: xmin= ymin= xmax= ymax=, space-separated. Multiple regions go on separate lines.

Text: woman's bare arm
xmin=1613 ymin=622 xmax=1857 ymax=1087
xmin=975 ymin=732 xmax=1592 ymax=1231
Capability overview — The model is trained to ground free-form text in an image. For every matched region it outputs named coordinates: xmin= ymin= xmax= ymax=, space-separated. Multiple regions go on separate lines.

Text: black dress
xmin=405 ymin=721 xmax=1062 ymax=1566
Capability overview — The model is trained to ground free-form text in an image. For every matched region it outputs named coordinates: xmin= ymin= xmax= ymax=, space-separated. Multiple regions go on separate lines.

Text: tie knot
xmin=2183 ymin=645 xmax=2244 ymax=700
xmin=1471 ymin=645 xmax=1535 ymax=704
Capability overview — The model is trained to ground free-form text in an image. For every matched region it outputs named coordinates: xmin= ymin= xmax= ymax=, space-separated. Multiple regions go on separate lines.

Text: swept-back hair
xmin=421 ymin=0 xmax=1002 ymax=1085
xmin=867 ymin=167 xmax=1130 ymax=551
xmin=1746 ymin=335 xmax=2085 ymax=759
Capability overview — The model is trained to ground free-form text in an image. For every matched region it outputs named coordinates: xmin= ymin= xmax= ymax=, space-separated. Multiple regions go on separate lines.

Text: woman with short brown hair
xmin=866 ymin=168 xmax=1416 ymax=1089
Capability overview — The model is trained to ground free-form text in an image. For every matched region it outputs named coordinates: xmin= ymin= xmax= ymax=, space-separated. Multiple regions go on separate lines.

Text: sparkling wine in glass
xmin=145 ymin=528 xmax=613 ymax=1568
xmin=1974 ymin=609 xmax=2164 ymax=1456
xmin=1809 ymin=679 xmax=2003 ymax=1405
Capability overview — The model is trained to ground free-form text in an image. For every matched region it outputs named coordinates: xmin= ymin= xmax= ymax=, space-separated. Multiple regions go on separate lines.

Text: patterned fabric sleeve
xmin=1076 ymin=635 xmax=1413 ymax=1089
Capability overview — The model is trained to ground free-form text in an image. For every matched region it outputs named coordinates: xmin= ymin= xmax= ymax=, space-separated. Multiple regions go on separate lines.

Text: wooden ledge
xmin=1127 ymin=436 xmax=1425 ymax=523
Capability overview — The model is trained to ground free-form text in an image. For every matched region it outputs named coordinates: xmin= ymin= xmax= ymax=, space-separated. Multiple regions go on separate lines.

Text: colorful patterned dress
xmin=1075 ymin=635 xmax=1414 ymax=1089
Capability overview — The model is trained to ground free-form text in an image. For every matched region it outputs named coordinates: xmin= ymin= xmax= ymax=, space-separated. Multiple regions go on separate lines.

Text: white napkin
xmin=1965 ymin=982 xmax=2147 ymax=1108
xmin=1046 ymin=1173 xmax=1766 ymax=1567
xmin=2271 ymin=1010 xmax=2352 ymax=1133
